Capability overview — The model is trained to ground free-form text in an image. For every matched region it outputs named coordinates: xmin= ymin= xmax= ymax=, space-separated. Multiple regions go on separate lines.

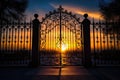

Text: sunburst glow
xmin=61 ymin=44 xmax=67 ymax=52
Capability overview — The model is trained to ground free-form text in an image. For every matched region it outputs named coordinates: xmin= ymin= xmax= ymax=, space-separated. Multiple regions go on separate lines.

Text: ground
xmin=0 ymin=66 xmax=120 ymax=80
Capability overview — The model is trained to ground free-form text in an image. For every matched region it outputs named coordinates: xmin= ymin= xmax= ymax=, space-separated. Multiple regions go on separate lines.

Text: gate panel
xmin=39 ymin=6 xmax=83 ymax=66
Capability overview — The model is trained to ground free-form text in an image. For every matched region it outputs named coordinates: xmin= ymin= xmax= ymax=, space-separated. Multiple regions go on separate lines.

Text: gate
xmin=1 ymin=5 xmax=120 ymax=67
xmin=39 ymin=6 xmax=83 ymax=66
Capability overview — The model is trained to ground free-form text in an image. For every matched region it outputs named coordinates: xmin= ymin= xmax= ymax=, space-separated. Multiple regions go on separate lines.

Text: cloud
xmin=50 ymin=3 xmax=103 ymax=20
xmin=25 ymin=1 xmax=103 ymax=21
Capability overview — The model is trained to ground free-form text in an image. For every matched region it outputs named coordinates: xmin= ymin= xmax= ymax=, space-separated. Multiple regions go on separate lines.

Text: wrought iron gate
xmin=39 ymin=6 xmax=83 ymax=66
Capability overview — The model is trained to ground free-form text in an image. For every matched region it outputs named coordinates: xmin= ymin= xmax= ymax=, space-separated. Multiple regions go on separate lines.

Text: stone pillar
xmin=32 ymin=14 xmax=40 ymax=67
xmin=82 ymin=14 xmax=91 ymax=67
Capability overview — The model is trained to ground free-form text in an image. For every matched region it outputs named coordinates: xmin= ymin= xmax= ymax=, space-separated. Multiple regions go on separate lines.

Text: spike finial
xmin=58 ymin=5 xmax=63 ymax=11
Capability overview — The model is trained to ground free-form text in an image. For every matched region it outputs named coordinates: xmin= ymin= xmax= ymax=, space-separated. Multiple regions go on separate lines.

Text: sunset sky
xmin=25 ymin=0 xmax=112 ymax=21
xmin=1 ymin=0 xmax=117 ymax=52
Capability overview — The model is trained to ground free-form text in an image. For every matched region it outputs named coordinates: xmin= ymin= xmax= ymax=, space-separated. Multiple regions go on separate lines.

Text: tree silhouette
xmin=99 ymin=0 xmax=120 ymax=40
xmin=99 ymin=0 xmax=120 ymax=21
xmin=0 ymin=0 xmax=28 ymax=49
xmin=0 ymin=0 xmax=28 ymax=22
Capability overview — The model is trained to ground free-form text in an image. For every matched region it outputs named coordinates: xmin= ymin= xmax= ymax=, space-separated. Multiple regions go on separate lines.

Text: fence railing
xmin=0 ymin=20 xmax=120 ymax=66
xmin=91 ymin=21 xmax=120 ymax=66
xmin=0 ymin=21 xmax=32 ymax=66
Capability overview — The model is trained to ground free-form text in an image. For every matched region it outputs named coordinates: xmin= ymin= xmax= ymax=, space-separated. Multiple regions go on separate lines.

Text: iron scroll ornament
xmin=40 ymin=6 xmax=83 ymax=50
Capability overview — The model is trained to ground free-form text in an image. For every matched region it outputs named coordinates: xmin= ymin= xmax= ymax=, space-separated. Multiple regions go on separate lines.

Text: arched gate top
xmin=41 ymin=5 xmax=81 ymax=24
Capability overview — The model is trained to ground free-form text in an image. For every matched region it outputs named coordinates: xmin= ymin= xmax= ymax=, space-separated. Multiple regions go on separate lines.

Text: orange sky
xmin=25 ymin=3 xmax=103 ymax=22
xmin=1 ymin=25 xmax=119 ymax=52
xmin=50 ymin=4 xmax=103 ymax=20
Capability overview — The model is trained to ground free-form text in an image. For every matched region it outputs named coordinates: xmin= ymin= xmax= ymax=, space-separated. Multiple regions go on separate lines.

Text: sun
xmin=61 ymin=44 xmax=67 ymax=51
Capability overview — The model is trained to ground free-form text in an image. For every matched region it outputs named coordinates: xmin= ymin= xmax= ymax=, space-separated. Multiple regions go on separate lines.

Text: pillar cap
xmin=83 ymin=13 xmax=88 ymax=18
xmin=34 ymin=14 xmax=39 ymax=19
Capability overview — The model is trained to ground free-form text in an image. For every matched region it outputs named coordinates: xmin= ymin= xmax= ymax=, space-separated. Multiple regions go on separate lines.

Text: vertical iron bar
xmin=112 ymin=21 xmax=115 ymax=64
xmin=24 ymin=21 xmax=25 ymax=50
xmin=95 ymin=23 xmax=101 ymax=63
xmin=81 ymin=21 xmax=84 ymax=65
xmin=117 ymin=22 xmax=119 ymax=64
xmin=18 ymin=21 xmax=20 ymax=52
xmin=24 ymin=21 xmax=26 ymax=64
xmin=106 ymin=21 xmax=109 ymax=64
xmin=29 ymin=19 xmax=32 ymax=62
xmin=0 ymin=15 xmax=1 ymax=53
xmin=6 ymin=22 xmax=8 ymax=60
xmin=69 ymin=25 xmax=70 ymax=51
xmin=55 ymin=23 xmax=57 ymax=50
xmin=18 ymin=21 xmax=20 ymax=64
xmin=106 ymin=21 xmax=109 ymax=49
xmin=99 ymin=20 xmax=102 ymax=53
xmin=59 ymin=6 xmax=62 ymax=66
xmin=49 ymin=29 xmax=50 ymax=50
xmin=70 ymin=26 xmax=73 ymax=52
xmin=50 ymin=25 xmax=51 ymax=50
xmin=12 ymin=22 xmax=14 ymax=55
xmin=93 ymin=18 xmax=96 ymax=66
xmin=53 ymin=22 xmax=55 ymax=50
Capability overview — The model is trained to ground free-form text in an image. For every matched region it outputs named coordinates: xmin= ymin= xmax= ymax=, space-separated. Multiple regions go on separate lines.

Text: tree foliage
xmin=99 ymin=0 xmax=120 ymax=21
xmin=0 ymin=0 xmax=28 ymax=22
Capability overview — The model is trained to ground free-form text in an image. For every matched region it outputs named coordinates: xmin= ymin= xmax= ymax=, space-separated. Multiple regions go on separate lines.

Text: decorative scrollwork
xmin=40 ymin=6 xmax=82 ymax=50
